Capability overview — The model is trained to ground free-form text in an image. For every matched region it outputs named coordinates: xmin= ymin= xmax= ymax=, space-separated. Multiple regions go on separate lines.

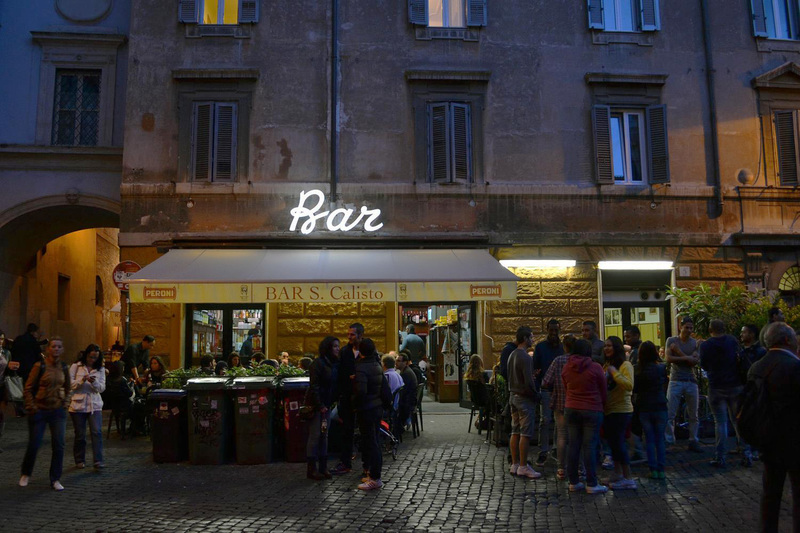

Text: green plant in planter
xmin=249 ymin=364 xmax=277 ymax=377
xmin=226 ymin=366 xmax=250 ymax=378
xmin=666 ymin=283 xmax=752 ymax=338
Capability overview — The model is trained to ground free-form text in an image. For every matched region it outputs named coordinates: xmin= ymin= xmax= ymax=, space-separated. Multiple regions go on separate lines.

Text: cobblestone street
xmin=0 ymin=399 xmax=792 ymax=532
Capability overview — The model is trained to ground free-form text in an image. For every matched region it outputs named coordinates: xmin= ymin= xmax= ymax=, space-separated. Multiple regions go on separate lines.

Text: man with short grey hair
xmin=750 ymin=322 xmax=800 ymax=533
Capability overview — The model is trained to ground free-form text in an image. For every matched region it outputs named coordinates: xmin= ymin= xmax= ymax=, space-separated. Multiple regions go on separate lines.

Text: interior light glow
xmin=597 ymin=261 xmax=674 ymax=270
xmin=499 ymin=260 xmax=577 ymax=268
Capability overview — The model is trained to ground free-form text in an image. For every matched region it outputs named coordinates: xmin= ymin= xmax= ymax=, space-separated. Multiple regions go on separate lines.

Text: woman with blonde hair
xmin=463 ymin=354 xmax=487 ymax=383
xmin=69 ymin=344 xmax=106 ymax=469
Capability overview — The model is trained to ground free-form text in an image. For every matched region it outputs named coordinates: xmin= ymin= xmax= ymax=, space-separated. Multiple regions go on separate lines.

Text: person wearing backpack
xmin=19 ymin=337 xmax=71 ymax=491
xmin=747 ymin=322 xmax=800 ymax=533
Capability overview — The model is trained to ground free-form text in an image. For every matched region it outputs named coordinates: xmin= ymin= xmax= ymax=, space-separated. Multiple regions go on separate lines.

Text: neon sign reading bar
xmin=289 ymin=189 xmax=383 ymax=235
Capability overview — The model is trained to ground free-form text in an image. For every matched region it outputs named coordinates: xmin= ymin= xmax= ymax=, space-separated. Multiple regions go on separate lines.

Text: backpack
xmin=31 ymin=360 xmax=69 ymax=400
xmin=380 ymin=374 xmax=392 ymax=411
xmin=736 ymin=359 xmax=780 ymax=449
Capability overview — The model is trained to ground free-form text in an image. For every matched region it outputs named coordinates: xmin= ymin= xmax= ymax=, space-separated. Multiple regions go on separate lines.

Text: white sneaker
xmin=52 ymin=480 xmax=64 ymax=491
xmin=601 ymin=455 xmax=614 ymax=470
xmin=516 ymin=465 xmax=542 ymax=479
xmin=19 ymin=475 xmax=30 ymax=487
xmin=509 ymin=463 xmax=519 ymax=475
xmin=610 ymin=478 xmax=638 ymax=490
xmin=357 ymin=478 xmax=383 ymax=491
xmin=586 ymin=483 xmax=609 ymax=494
xmin=569 ymin=482 xmax=585 ymax=492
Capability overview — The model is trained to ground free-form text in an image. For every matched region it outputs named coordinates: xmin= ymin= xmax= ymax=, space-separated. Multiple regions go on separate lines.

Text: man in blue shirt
xmin=700 ymin=319 xmax=752 ymax=468
xmin=533 ymin=319 xmax=564 ymax=467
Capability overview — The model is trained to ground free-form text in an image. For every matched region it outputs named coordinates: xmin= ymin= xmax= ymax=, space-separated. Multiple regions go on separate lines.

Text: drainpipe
xmin=330 ymin=0 xmax=340 ymax=201
xmin=700 ymin=0 xmax=723 ymax=211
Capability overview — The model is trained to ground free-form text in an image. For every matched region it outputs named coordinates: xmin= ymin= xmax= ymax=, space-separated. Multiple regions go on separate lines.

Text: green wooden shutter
xmin=775 ymin=110 xmax=800 ymax=186
xmin=409 ymin=0 xmax=429 ymax=26
xmin=428 ymin=103 xmax=450 ymax=183
xmin=451 ymin=103 xmax=472 ymax=182
xmin=749 ymin=0 xmax=768 ymax=37
xmin=178 ymin=0 xmax=199 ymax=23
xmin=587 ymin=0 xmax=604 ymax=29
xmin=592 ymin=105 xmax=613 ymax=184
xmin=640 ymin=0 xmax=660 ymax=31
xmin=467 ymin=0 xmax=488 ymax=27
xmin=239 ymin=0 xmax=259 ymax=23
xmin=213 ymin=103 xmax=237 ymax=181
xmin=192 ymin=103 xmax=213 ymax=181
xmin=646 ymin=104 xmax=670 ymax=184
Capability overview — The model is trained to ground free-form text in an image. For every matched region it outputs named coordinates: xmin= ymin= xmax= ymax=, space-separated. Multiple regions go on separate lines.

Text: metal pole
xmin=124 ymin=290 xmax=131 ymax=347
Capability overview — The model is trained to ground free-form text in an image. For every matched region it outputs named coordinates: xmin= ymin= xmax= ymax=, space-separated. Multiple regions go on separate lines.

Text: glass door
xmin=185 ymin=304 xmax=265 ymax=368
xmin=602 ymin=302 xmax=671 ymax=350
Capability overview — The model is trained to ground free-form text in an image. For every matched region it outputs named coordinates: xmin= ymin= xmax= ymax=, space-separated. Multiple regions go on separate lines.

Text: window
xmin=51 ymin=69 xmax=101 ymax=146
xmin=752 ymin=0 xmax=800 ymax=39
xmin=592 ymin=105 xmax=669 ymax=185
xmin=192 ymin=102 xmax=238 ymax=181
xmin=773 ymin=110 xmax=800 ymax=185
xmin=58 ymin=274 xmax=70 ymax=321
xmin=179 ymin=0 xmax=259 ymax=25
xmin=427 ymin=102 xmax=472 ymax=183
xmin=587 ymin=0 xmax=660 ymax=32
xmin=408 ymin=0 xmax=486 ymax=29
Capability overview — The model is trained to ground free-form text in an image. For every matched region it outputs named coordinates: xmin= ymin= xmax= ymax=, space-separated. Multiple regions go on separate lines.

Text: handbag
xmin=298 ymin=405 xmax=316 ymax=421
xmin=6 ymin=373 xmax=24 ymax=402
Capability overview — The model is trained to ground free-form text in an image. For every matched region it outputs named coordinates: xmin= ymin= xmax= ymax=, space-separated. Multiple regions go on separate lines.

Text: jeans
xmin=566 ymin=408 xmax=603 ymax=486
xmin=604 ymin=412 xmax=632 ymax=465
xmin=554 ymin=409 xmax=568 ymax=470
xmin=708 ymin=386 xmax=750 ymax=461
xmin=337 ymin=403 xmax=355 ymax=468
xmin=640 ymin=410 xmax=668 ymax=472
xmin=538 ymin=390 xmax=553 ymax=452
xmin=761 ymin=460 xmax=800 ymax=533
xmin=306 ymin=409 xmax=331 ymax=461
xmin=70 ymin=411 xmax=103 ymax=465
xmin=358 ymin=407 xmax=383 ymax=480
xmin=666 ymin=380 xmax=699 ymax=444
xmin=21 ymin=408 xmax=66 ymax=483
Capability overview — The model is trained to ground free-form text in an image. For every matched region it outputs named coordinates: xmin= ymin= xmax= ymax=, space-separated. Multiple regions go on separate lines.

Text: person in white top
xmin=69 ymin=344 xmax=106 ymax=469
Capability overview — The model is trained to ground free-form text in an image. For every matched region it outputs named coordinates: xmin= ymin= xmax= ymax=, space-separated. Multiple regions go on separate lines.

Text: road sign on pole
xmin=112 ymin=261 xmax=141 ymax=291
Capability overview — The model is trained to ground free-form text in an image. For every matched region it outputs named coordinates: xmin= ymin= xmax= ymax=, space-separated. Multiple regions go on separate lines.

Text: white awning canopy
xmin=127 ymin=249 xmax=518 ymax=303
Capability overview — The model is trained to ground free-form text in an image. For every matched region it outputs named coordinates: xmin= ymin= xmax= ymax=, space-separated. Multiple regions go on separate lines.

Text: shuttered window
xmin=587 ymin=0 xmax=660 ymax=32
xmin=775 ymin=110 xmax=800 ymax=186
xmin=750 ymin=0 xmax=800 ymax=39
xmin=592 ymin=105 xmax=669 ymax=185
xmin=427 ymin=102 xmax=472 ymax=183
xmin=410 ymin=0 xmax=486 ymax=27
xmin=179 ymin=0 xmax=259 ymax=24
xmin=192 ymin=102 xmax=238 ymax=182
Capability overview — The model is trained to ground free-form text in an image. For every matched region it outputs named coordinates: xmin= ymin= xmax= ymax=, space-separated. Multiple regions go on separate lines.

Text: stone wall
xmin=275 ymin=302 xmax=389 ymax=359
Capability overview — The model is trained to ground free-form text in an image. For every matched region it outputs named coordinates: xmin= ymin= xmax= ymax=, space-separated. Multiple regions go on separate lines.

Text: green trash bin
xmin=148 ymin=389 xmax=188 ymax=463
xmin=186 ymin=377 xmax=233 ymax=465
xmin=231 ymin=376 xmax=277 ymax=464
xmin=280 ymin=377 xmax=311 ymax=463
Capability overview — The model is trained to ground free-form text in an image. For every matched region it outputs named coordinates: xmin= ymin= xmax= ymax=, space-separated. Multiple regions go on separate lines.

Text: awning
xmin=127 ymin=249 xmax=518 ymax=303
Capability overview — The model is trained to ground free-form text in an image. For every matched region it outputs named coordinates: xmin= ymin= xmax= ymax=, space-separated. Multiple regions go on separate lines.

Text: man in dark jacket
xmin=11 ymin=323 xmax=42 ymax=382
xmin=750 ymin=322 xmax=800 ymax=533
xmin=395 ymin=351 xmax=418 ymax=440
xmin=121 ymin=335 xmax=155 ymax=384
xmin=354 ymin=338 xmax=384 ymax=491
xmin=331 ymin=322 xmax=363 ymax=475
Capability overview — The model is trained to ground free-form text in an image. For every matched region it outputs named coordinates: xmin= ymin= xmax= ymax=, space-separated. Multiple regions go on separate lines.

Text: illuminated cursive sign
xmin=289 ymin=189 xmax=383 ymax=235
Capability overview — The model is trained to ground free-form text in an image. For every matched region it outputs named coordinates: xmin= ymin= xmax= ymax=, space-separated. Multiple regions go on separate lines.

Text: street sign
xmin=112 ymin=260 xmax=141 ymax=291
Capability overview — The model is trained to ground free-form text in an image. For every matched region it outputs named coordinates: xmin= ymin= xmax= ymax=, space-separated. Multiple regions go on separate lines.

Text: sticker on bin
xmin=210 ymin=400 xmax=217 ymax=409
xmin=200 ymin=420 xmax=209 ymax=428
xmin=239 ymin=407 xmax=249 ymax=414
xmin=252 ymin=406 xmax=259 ymax=413
xmin=160 ymin=402 xmax=168 ymax=411
xmin=258 ymin=396 xmax=267 ymax=405
xmin=171 ymin=407 xmax=180 ymax=415
xmin=238 ymin=397 xmax=247 ymax=404
xmin=289 ymin=401 xmax=299 ymax=411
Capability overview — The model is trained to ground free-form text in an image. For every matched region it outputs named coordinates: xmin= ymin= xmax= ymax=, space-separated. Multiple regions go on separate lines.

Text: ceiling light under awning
xmin=500 ymin=259 xmax=577 ymax=268
xmin=598 ymin=261 xmax=674 ymax=270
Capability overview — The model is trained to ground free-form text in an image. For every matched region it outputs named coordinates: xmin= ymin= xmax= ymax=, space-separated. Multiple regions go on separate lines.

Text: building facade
xmin=120 ymin=0 xmax=800 ymax=377
xmin=0 ymin=0 xmax=129 ymax=354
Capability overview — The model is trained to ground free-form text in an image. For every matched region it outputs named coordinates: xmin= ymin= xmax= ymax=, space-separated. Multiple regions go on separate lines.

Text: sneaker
xmin=19 ymin=475 xmax=30 ymax=487
xmin=516 ymin=465 xmax=542 ymax=479
xmin=75 ymin=462 xmax=85 ymax=469
xmin=688 ymin=441 xmax=703 ymax=453
xmin=357 ymin=478 xmax=383 ymax=491
xmin=610 ymin=478 xmax=638 ymax=490
xmin=535 ymin=451 xmax=548 ymax=467
xmin=709 ymin=459 xmax=726 ymax=468
xmin=585 ymin=483 xmax=609 ymax=494
xmin=658 ymin=471 xmax=666 ymax=479
xmin=556 ymin=469 xmax=566 ymax=480
xmin=649 ymin=471 xmax=660 ymax=479
xmin=740 ymin=457 xmax=753 ymax=468
xmin=94 ymin=462 xmax=105 ymax=469
xmin=509 ymin=463 xmax=519 ymax=476
xmin=52 ymin=481 xmax=65 ymax=491
xmin=601 ymin=455 xmax=614 ymax=470
xmin=568 ymin=482 xmax=585 ymax=492
xmin=330 ymin=463 xmax=352 ymax=475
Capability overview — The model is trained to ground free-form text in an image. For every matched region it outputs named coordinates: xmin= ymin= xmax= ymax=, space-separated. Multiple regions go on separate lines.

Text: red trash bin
xmin=280 ymin=377 xmax=310 ymax=463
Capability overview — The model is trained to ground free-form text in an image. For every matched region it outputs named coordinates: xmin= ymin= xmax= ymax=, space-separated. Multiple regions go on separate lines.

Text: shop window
xmin=587 ymin=0 xmax=660 ymax=32
xmin=592 ymin=104 xmax=669 ymax=185
xmin=192 ymin=102 xmax=238 ymax=181
xmin=408 ymin=0 xmax=486 ymax=40
xmin=428 ymin=102 xmax=472 ymax=183
xmin=751 ymin=0 xmax=800 ymax=40
xmin=58 ymin=274 xmax=71 ymax=321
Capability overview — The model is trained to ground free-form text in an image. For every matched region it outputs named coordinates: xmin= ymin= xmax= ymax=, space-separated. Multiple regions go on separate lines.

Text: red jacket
xmin=562 ymin=355 xmax=607 ymax=412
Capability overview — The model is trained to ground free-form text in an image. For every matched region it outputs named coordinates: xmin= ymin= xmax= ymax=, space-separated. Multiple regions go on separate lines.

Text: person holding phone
xmin=68 ymin=344 xmax=106 ymax=469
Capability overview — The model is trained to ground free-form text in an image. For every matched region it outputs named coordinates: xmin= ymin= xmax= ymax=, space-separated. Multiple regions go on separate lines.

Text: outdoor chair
xmin=467 ymin=379 xmax=489 ymax=435
xmin=411 ymin=382 xmax=425 ymax=438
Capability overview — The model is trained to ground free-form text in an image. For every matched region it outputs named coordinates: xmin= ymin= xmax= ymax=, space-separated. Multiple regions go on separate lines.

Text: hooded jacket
xmin=562 ymin=355 xmax=606 ymax=412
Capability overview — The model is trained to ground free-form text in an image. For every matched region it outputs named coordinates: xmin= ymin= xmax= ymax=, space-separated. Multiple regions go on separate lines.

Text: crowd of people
xmin=491 ymin=309 xmax=800 ymax=532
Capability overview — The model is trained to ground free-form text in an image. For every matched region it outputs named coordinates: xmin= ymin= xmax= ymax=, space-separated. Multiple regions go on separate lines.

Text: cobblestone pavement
xmin=0 ymin=400 xmax=793 ymax=532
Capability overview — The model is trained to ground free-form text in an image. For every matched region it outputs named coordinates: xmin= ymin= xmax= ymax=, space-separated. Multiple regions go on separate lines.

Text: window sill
xmin=592 ymin=31 xmax=654 ymax=47
xmin=185 ymin=24 xmax=252 ymax=39
xmin=415 ymin=27 xmax=479 ymax=42
xmin=756 ymin=38 xmax=800 ymax=53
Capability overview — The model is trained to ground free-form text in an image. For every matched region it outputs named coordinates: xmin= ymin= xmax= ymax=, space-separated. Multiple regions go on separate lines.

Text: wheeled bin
xmin=230 ymin=376 xmax=277 ymax=464
xmin=280 ymin=377 xmax=311 ymax=463
xmin=185 ymin=377 xmax=233 ymax=465
xmin=149 ymin=389 xmax=188 ymax=462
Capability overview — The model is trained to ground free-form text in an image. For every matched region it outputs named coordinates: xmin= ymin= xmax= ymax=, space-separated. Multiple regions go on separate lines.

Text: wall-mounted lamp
xmin=500 ymin=259 xmax=577 ymax=268
xmin=186 ymin=197 xmax=195 ymax=209
xmin=598 ymin=261 xmax=673 ymax=270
